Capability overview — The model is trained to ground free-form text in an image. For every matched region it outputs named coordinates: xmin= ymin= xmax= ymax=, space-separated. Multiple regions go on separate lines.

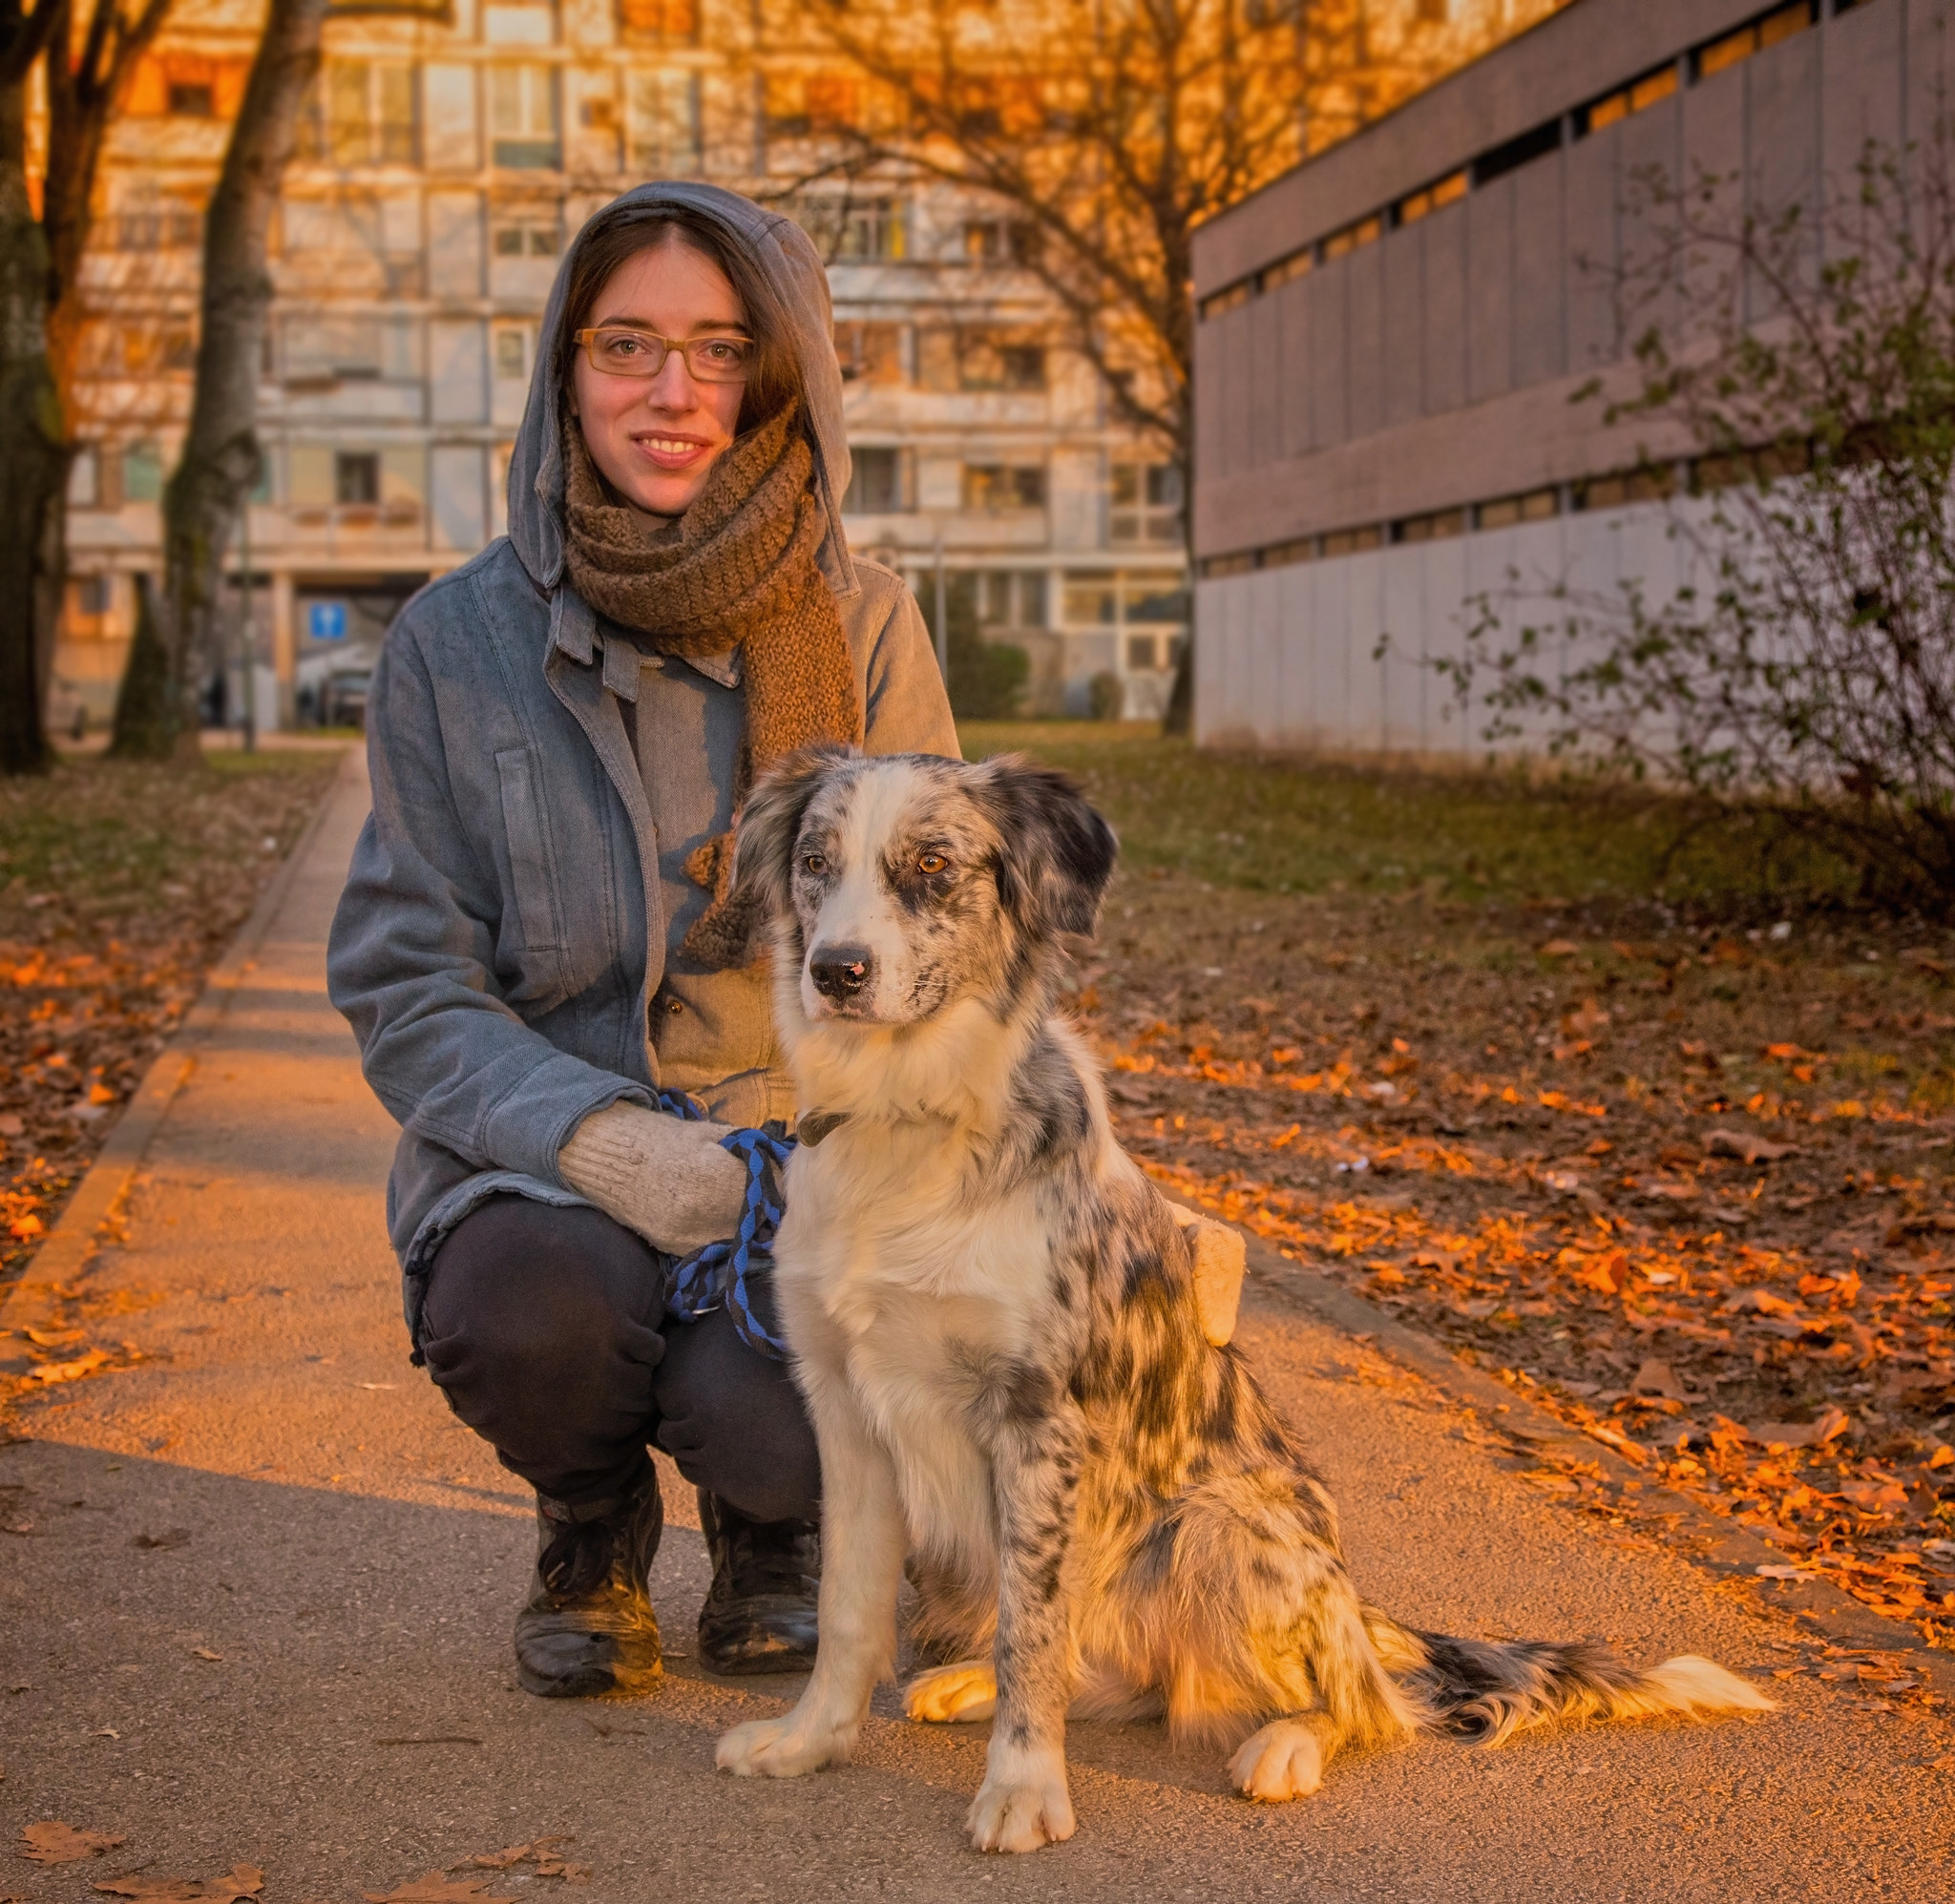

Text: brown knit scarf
xmin=561 ymin=401 xmax=862 ymax=968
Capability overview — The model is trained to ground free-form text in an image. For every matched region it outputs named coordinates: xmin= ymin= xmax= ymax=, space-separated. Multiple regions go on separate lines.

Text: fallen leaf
xmin=25 ymin=1348 xmax=112 ymax=1386
xmin=191 ymin=1648 xmax=221 ymax=1662
xmin=93 ymin=1867 xmax=263 ymax=1902
xmin=1746 ymin=1407 xmax=1854 ymax=1450
xmin=364 ymin=1877 xmax=515 ymax=1904
xmin=22 ymin=1325 xmax=84 ymax=1347
xmin=20 ymin=1821 xmax=127 ymax=1864
xmin=131 ymin=1530 xmax=190 ymax=1551
xmin=1539 ymin=939 xmax=1580 ymax=958
xmin=1755 ymin=1564 xmax=1814 ymax=1581
xmin=1631 ymin=1358 xmax=1692 ymax=1400
xmin=452 ymin=1842 xmax=569 ymax=1873
xmin=1703 ymin=1128 xmax=1798 ymax=1163
xmin=1898 ymin=948 xmax=1950 ymax=980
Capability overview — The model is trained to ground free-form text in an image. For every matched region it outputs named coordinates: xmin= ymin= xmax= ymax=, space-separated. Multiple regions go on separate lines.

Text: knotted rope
xmin=656 ymin=1090 xmax=794 ymax=1359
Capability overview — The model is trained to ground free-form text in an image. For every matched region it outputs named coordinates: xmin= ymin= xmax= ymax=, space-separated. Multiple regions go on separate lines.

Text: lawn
xmin=0 ymin=748 xmax=345 ymax=1298
xmin=963 ymin=722 xmax=1955 ymax=1655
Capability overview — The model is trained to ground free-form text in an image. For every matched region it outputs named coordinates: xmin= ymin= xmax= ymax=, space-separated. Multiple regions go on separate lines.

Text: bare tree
xmin=111 ymin=0 xmax=329 ymax=757
xmin=0 ymin=0 xmax=171 ymax=775
xmin=1438 ymin=131 xmax=1955 ymax=910
xmin=767 ymin=0 xmax=1556 ymax=730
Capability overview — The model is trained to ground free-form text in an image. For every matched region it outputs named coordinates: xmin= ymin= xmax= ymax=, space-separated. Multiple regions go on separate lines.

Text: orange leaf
xmin=21 ymin=1822 xmax=128 ymax=1864
xmin=364 ymin=1877 xmax=515 ymax=1904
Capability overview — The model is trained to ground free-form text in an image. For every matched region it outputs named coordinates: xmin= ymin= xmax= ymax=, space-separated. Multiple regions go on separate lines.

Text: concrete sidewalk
xmin=3 ymin=756 xmax=1950 ymax=1902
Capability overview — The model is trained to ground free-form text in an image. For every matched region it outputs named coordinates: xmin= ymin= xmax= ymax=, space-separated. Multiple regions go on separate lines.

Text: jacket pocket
xmin=494 ymin=747 xmax=560 ymax=952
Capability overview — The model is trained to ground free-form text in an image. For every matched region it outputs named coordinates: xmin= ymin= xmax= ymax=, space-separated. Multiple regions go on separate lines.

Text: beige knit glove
xmin=558 ymin=1101 xmax=752 ymax=1256
xmin=1169 ymin=1203 xmax=1247 ymax=1346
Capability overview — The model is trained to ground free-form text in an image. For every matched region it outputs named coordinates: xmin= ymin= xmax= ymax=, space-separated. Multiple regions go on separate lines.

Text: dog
xmin=713 ymin=747 xmax=1772 ymax=1853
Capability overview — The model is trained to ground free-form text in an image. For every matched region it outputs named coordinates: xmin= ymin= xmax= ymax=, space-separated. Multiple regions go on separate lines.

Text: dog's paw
xmin=1228 ymin=1719 xmax=1326 ymax=1803
xmin=966 ymin=1772 xmax=1075 ymax=1853
xmin=715 ymin=1715 xmax=848 ymax=1779
xmin=905 ymin=1663 xmax=998 ymax=1725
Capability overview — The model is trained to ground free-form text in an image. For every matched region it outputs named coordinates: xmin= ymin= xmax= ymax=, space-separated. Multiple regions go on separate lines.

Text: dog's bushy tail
xmin=1363 ymin=1608 xmax=1773 ymax=1747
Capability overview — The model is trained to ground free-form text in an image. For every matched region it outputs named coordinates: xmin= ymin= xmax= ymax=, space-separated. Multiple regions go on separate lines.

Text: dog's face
xmin=733 ymin=749 xmax=1118 ymax=1027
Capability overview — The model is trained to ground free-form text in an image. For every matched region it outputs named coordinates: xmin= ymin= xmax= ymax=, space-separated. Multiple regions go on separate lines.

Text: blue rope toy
xmin=656 ymin=1090 xmax=795 ymax=1359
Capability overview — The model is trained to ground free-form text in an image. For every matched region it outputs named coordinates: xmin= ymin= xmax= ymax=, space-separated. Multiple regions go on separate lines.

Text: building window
xmin=1199 ymin=552 xmax=1257 ymax=578
xmin=1262 ymin=536 xmax=1315 ymax=568
xmin=1321 ymin=214 xmax=1381 ymax=262
xmin=1123 ymin=574 xmax=1188 ymax=625
xmin=1110 ymin=461 xmax=1183 ymax=545
xmin=1575 ymin=467 xmax=1677 ymax=511
xmin=70 ymin=574 xmax=112 ymax=617
xmin=122 ymin=443 xmax=164 ymax=503
xmin=1394 ymin=169 xmax=1466 ymax=227
xmin=109 ymin=193 xmax=202 ymax=251
xmin=1198 ymin=281 xmax=1252 ymax=321
xmin=1477 ymin=488 xmax=1560 ymax=529
xmin=1321 ymin=525 xmax=1383 ymax=555
xmin=1394 ymin=508 xmax=1466 ymax=543
xmin=493 ymin=217 xmax=561 ymax=259
xmin=842 ymin=447 xmax=911 ymax=514
xmin=1258 ymin=249 xmax=1313 ymax=293
xmin=962 ymin=218 xmax=1038 ymax=266
xmin=617 ymin=0 xmax=698 ymax=45
xmin=965 ymin=570 xmax=1044 ymax=629
xmin=491 ymin=66 xmax=560 ymax=169
xmin=627 ymin=69 xmax=701 ymax=174
xmin=834 ymin=321 xmax=904 ymax=385
xmin=1581 ymin=63 xmax=1679 ymax=136
xmin=167 ymin=80 xmax=214 ymax=116
xmin=787 ymin=194 xmax=905 ymax=262
xmin=1125 ymin=634 xmax=1164 ymax=672
xmin=1695 ymin=3 xmax=1813 ymax=81
xmin=302 ymin=62 xmax=416 ymax=165
xmin=1063 ymin=574 xmax=1116 ymax=625
xmin=962 ymin=464 xmax=1046 ymax=510
xmin=335 ymin=452 xmax=381 ymax=506
xmin=917 ymin=327 xmax=1044 ymax=392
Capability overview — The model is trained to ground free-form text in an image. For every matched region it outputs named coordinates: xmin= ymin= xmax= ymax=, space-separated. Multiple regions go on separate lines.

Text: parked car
xmin=323 ymin=667 xmax=373 ymax=729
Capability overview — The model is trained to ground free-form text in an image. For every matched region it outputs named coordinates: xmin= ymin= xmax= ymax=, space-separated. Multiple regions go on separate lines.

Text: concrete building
xmin=53 ymin=0 xmax=1195 ymax=730
xmin=1188 ymin=0 xmax=1947 ymax=754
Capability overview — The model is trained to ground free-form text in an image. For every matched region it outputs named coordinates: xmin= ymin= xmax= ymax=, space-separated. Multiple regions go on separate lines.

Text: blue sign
xmin=309 ymin=601 xmax=347 ymax=642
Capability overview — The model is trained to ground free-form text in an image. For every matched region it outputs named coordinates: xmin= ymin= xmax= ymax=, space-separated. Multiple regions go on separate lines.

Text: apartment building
xmin=53 ymin=0 xmax=1192 ymax=729
xmin=1188 ymin=0 xmax=1936 ymax=754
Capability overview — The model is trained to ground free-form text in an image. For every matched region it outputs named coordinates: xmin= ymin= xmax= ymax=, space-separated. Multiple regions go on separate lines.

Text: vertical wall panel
xmin=1277 ymin=278 xmax=1314 ymax=458
xmin=1345 ymin=243 xmax=1385 ymax=440
xmin=1421 ymin=203 xmax=1467 ymax=416
xmin=1747 ymin=27 xmax=1822 ymax=317
xmin=1192 ymin=319 xmax=1227 ymax=492
xmin=1563 ymin=131 xmax=1618 ymax=369
xmin=1216 ymin=303 xmax=1254 ymax=483
xmin=1680 ymin=67 xmax=1747 ymax=346
xmin=1903 ymin=0 xmax=1955 ymax=162
xmin=1510 ymin=156 xmax=1565 ymax=387
xmin=1466 ymin=172 xmax=1516 ymax=404
xmin=1249 ymin=292 xmax=1285 ymax=471
xmin=1382 ymin=223 xmax=1425 ymax=429
xmin=426 ymin=191 xmax=483 ymax=298
xmin=1617 ymin=94 xmax=1683 ymax=342
xmin=1823 ymin=0 xmax=1904 ymax=196
xmin=428 ymin=319 xmax=486 ymax=424
xmin=1309 ymin=266 xmax=1350 ymax=448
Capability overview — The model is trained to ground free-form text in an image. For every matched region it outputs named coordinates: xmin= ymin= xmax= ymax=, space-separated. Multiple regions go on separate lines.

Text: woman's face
xmin=570 ymin=235 xmax=749 ymax=519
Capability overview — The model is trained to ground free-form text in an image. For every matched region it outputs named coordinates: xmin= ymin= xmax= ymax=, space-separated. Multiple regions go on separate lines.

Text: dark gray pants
xmin=419 ymin=1193 xmax=821 ymax=1519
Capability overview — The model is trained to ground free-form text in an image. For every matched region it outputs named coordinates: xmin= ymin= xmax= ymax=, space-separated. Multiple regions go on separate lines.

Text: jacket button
xmin=666 ymin=995 xmax=683 ymax=1015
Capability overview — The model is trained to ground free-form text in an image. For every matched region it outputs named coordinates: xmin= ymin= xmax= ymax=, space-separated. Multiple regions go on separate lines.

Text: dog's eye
xmin=917 ymin=851 xmax=949 ymax=876
xmin=801 ymin=852 xmax=827 ymax=875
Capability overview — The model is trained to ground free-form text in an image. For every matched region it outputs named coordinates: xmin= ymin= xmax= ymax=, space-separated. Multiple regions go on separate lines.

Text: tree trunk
xmin=0 ymin=68 xmax=69 ymax=777
xmin=111 ymin=0 xmax=330 ymax=759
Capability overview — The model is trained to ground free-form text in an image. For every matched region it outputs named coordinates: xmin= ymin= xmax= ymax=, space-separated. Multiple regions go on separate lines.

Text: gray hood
xmin=507 ymin=181 xmax=857 ymax=599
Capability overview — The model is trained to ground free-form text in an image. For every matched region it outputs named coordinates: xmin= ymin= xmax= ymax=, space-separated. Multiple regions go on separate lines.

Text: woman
xmin=326 ymin=183 xmax=958 ymax=1699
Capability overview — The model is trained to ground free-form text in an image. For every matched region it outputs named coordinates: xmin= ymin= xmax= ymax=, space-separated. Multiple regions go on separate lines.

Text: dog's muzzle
xmin=809 ymin=944 xmax=875 ymax=1002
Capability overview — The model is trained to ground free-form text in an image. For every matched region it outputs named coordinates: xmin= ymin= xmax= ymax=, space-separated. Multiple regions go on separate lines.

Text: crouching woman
xmin=326 ymin=182 xmax=957 ymax=1696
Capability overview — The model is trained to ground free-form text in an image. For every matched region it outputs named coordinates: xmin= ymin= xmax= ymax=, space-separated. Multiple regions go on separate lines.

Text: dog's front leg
xmin=716 ymin=1365 xmax=905 ymax=1779
xmin=966 ymin=1399 xmax=1084 ymax=1854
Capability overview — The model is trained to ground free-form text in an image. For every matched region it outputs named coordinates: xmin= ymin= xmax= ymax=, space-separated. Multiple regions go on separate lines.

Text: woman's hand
xmin=558 ymin=1101 xmax=752 ymax=1255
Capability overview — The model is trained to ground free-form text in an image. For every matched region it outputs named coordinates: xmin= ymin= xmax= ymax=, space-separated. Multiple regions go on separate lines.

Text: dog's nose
xmin=809 ymin=945 xmax=875 ymax=1000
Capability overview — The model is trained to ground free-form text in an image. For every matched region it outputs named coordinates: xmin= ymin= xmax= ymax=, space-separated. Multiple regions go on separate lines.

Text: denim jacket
xmin=325 ymin=182 xmax=957 ymax=1345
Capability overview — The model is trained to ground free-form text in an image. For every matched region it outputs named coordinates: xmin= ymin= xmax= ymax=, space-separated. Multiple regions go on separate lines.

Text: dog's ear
xmin=975 ymin=754 xmax=1120 ymax=940
xmin=732 ymin=744 xmax=852 ymax=920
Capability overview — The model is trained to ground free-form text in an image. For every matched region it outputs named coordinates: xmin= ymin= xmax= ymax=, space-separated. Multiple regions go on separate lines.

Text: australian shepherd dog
xmin=713 ymin=748 xmax=1771 ymax=1853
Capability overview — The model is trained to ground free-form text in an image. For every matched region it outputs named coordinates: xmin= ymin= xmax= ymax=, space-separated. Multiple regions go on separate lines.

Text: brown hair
xmin=557 ymin=201 xmax=804 ymax=433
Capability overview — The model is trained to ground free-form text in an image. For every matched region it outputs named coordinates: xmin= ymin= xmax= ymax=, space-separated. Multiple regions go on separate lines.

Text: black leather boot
xmin=696 ymin=1490 xmax=820 ymax=1675
xmin=514 ymin=1458 xmax=664 ymax=1698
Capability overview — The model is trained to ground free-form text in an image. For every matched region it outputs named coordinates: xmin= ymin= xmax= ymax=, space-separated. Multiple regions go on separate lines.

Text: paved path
xmin=3 ymin=758 xmax=1951 ymax=1903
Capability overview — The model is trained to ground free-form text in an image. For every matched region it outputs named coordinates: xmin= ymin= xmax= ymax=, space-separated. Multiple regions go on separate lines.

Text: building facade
xmin=1188 ymin=0 xmax=1945 ymax=754
xmin=53 ymin=0 xmax=1199 ymax=729
xmin=49 ymin=0 xmax=1575 ymax=733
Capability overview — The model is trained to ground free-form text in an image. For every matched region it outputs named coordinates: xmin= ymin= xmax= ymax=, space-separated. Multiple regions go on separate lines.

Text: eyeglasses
xmin=574 ymin=326 xmax=754 ymax=383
